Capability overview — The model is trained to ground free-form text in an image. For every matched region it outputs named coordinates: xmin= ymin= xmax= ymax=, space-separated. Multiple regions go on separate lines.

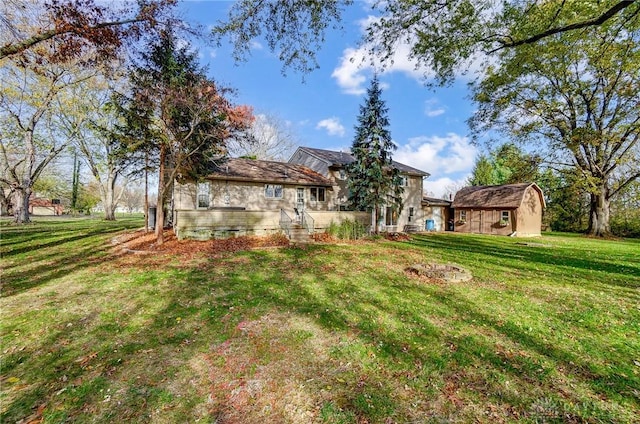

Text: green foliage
xmin=468 ymin=154 xmax=496 ymax=186
xmin=468 ymin=143 xmax=542 ymax=187
xmin=327 ymin=219 xmax=367 ymax=240
xmin=610 ymin=181 xmax=640 ymax=237
xmin=347 ymin=76 xmax=403 ymax=225
xmin=470 ymin=5 xmax=640 ymax=236
xmin=214 ymin=1 xmax=640 ymax=85
xmin=212 ymin=0 xmax=353 ymax=74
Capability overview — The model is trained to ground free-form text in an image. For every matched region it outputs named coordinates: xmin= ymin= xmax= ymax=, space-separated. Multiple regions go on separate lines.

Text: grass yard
xmin=1 ymin=218 xmax=639 ymax=423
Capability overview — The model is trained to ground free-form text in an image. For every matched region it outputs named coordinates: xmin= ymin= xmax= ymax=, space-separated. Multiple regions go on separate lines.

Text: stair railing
xmin=279 ymin=209 xmax=292 ymax=236
xmin=302 ymin=210 xmax=315 ymax=234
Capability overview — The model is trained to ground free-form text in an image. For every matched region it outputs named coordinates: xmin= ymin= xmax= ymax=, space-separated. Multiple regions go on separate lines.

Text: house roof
xmin=205 ymin=157 xmax=332 ymax=187
xmin=422 ymin=196 xmax=452 ymax=207
xmin=296 ymin=146 xmax=430 ymax=177
xmin=452 ymin=183 xmax=545 ymax=209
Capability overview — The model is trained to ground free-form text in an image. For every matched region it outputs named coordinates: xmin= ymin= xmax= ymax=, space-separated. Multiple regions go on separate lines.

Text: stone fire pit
xmin=406 ymin=263 xmax=472 ymax=283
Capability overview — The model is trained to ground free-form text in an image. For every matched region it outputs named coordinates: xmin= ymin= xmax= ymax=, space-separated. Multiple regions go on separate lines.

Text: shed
xmin=452 ymin=183 xmax=545 ymax=237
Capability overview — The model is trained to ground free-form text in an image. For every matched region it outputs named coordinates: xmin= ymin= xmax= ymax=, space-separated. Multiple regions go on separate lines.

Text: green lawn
xmin=1 ymin=218 xmax=639 ymax=423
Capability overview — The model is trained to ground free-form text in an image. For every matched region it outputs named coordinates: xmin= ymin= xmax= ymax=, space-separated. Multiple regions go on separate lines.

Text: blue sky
xmin=179 ymin=1 xmax=480 ymax=198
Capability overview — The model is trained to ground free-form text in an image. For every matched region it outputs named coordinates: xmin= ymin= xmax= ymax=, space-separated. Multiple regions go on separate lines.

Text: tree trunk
xmin=13 ymin=186 xmax=31 ymax=223
xmin=103 ymin=171 xmax=117 ymax=221
xmin=144 ymin=152 xmax=149 ymax=233
xmin=155 ymin=146 xmax=166 ymax=245
xmin=587 ymin=190 xmax=611 ymax=236
xmin=0 ymin=188 xmax=9 ymax=216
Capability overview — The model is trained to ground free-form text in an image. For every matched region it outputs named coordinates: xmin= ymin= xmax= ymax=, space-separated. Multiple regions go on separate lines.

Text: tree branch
xmin=0 ymin=18 xmax=141 ymax=60
xmin=491 ymin=1 xmax=636 ymax=52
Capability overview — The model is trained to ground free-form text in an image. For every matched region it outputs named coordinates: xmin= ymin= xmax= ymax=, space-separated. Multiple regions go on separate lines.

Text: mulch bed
xmin=112 ymin=230 xmax=290 ymax=257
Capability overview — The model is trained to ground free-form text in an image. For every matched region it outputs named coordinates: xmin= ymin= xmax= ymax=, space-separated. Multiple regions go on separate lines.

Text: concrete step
xmin=288 ymin=228 xmax=311 ymax=243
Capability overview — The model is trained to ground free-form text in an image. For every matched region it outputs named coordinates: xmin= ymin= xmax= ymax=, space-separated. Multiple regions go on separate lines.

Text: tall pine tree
xmin=347 ymin=75 xmax=403 ymax=232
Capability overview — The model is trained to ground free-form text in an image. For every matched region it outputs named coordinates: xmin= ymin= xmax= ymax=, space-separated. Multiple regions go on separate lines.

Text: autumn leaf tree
xmin=125 ymin=31 xmax=253 ymax=244
xmin=470 ymin=4 xmax=640 ymax=236
xmin=347 ymin=75 xmax=403 ymax=232
xmin=0 ymin=0 xmax=176 ymax=62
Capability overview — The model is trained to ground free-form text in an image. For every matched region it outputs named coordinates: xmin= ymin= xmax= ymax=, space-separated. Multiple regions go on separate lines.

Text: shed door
xmin=471 ymin=210 xmax=482 ymax=233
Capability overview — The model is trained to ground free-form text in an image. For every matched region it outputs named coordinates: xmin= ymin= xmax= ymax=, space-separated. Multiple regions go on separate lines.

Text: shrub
xmin=326 ymin=219 xmax=367 ymax=240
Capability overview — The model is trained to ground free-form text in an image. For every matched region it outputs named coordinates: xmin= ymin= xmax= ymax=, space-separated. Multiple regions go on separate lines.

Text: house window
xmin=501 ymin=210 xmax=510 ymax=221
xmin=197 ymin=182 xmax=210 ymax=209
xmin=338 ymin=169 xmax=347 ymax=180
xmin=310 ymin=187 xmax=325 ymax=202
xmin=459 ymin=210 xmax=467 ymax=222
xmin=385 ymin=206 xmax=398 ymax=226
xmin=409 ymin=207 xmax=414 ymax=222
xmin=399 ymin=175 xmax=408 ymax=187
xmin=265 ymin=184 xmax=283 ymax=199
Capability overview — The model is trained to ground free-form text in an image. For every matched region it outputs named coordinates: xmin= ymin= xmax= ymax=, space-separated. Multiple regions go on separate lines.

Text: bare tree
xmin=0 ymin=55 xmax=98 ymax=223
xmin=228 ymin=112 xmax=299 ymax=160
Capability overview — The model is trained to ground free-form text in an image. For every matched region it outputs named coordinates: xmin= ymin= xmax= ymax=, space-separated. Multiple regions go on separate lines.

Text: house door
xmin=296 ymin=188 xmax=305 ymax=222
xmin=432 ymin=207 xmax=443 ymax=231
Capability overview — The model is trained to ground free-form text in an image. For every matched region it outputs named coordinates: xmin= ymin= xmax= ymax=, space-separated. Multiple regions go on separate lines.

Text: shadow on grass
xmin=2 ymin=236 xmax=638 ymax=422
xmin=406 ymin=234 xmax=640 ymax=291
xmin=0 ymin=219 xmax=142 ymax=296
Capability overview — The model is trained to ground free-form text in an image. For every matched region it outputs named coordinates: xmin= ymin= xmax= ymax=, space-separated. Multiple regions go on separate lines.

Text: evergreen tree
xmin=347 ymin=75 xmax=403 ymax=232
xmin=468 ymin=154 xmax=497 ymax=186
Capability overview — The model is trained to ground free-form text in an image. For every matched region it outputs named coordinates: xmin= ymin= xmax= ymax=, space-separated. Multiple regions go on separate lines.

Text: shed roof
xmin=296 ymin=146 xmax=430 ymax=177
xmin=452 ymin=183 xmax=545 ymax=209
xmin=205 ymin=158 xmax=332 ymax=186
xmin=422 ymin=196 xmax=452 ymax=207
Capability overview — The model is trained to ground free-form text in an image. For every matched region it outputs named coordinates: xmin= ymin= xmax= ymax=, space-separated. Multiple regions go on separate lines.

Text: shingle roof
xmin=422 ymin=196 xmax=452 ymax=206
xmin=297 ymin=146 xmax=430 ymax=177
xmin=206 ymin=158 xmax=332 ymax=186
xmin=452 ymin=183 xmax=545 ymax=209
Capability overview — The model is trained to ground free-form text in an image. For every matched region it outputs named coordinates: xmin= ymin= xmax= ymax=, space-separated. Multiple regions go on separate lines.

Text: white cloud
xmin=209 ymin=49 xmax=217 ymax=59
xmin=423 ymin=176 xmax=470 ymax=199
xmin=393 ymin=133 xmax=476 ymax=197
xmin=316 ymin=117 xmax=346 ymax=137
xmin=331 ymin=14 xmax=490 ymax=95
xmin=250 ymin=40 xmax=263 ymax=50
xmin=331 ymin=47 xmax=368 ymax=95
xmin=424 ymin=98 xmax=445 ymax=117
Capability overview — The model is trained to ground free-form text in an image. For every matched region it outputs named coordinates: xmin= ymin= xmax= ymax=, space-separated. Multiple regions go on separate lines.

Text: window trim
xmin=310 ymin=187 xmax=326 ymax=202
xmin=459 ymin=210 xmax=467 ymax=222
xmin=197 ymin=182 xmax=210 ymax=209
xmin=385 ymin=206 xmax=398 ymax=226
xmin=399 ymin=175 xmax=408 ymax=187
xmin=264 ymin=184 xmax=284 ymax=199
